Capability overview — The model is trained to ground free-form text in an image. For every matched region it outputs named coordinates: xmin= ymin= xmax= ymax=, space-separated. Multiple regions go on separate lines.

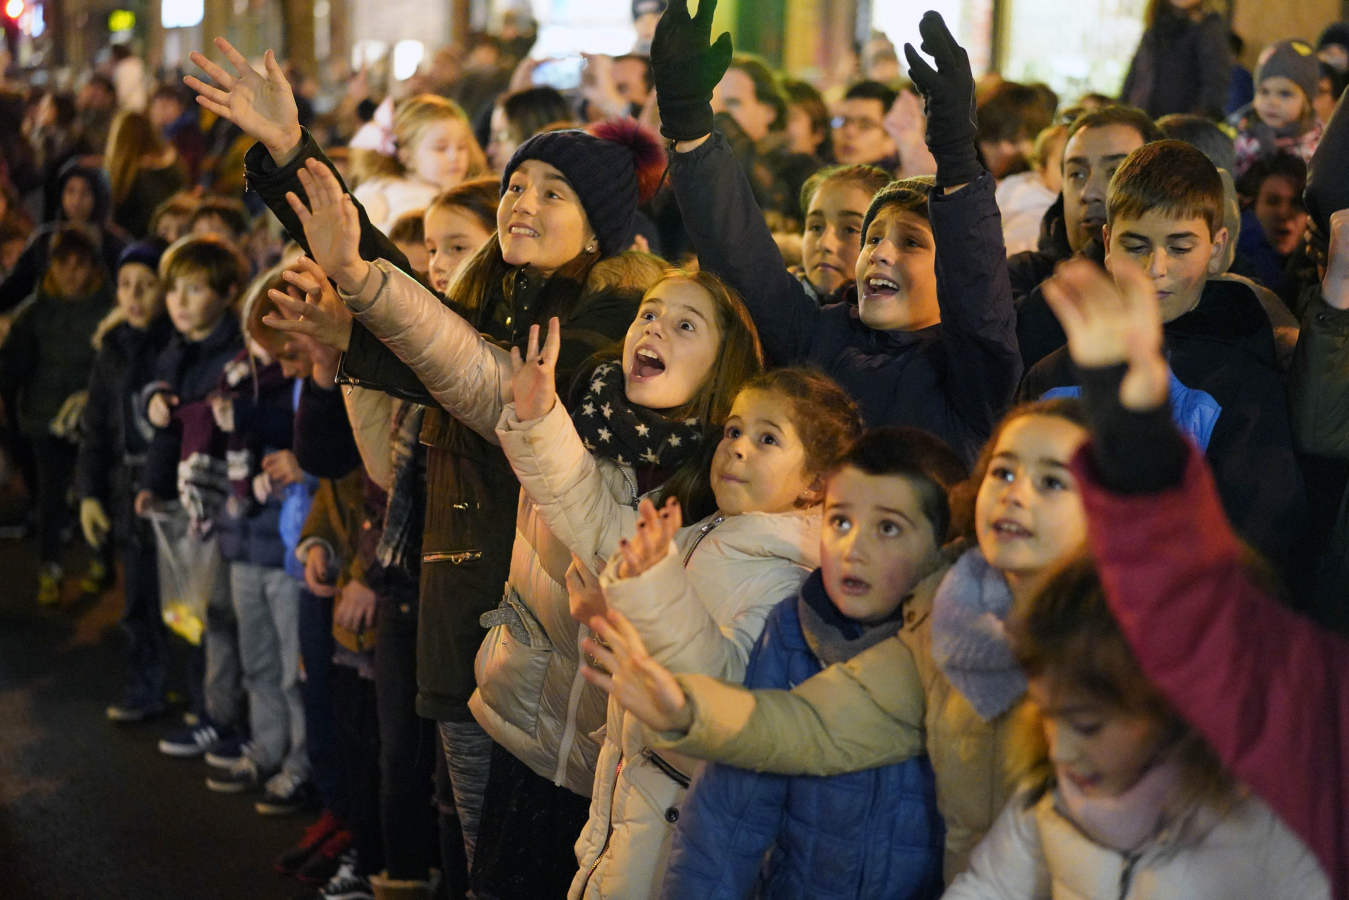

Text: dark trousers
xmin=374 ymin=594 xmax=439 ymax=880
xmin=332 ymin=662 xmax=382 ymax=877
xmin=32 ymin=435 xmax=77 ymax=565
xmin=471 ymin=742 xmax=591 ymax=900
xmin=298 ymin=588 xmax=342 ymax=813
xmin=119 ymin=509 xmax=165 ymax=702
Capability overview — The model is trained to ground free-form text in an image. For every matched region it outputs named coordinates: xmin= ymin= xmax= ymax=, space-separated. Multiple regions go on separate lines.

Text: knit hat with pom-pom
xmin=501 ymin=118 xmax=666 ymax=257
xmin=1255 ymin=39 xmax=1320 ymax=106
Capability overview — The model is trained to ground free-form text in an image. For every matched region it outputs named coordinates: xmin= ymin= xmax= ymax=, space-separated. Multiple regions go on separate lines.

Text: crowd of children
xmin=2 ymin=1 xmax=1348 ymax=898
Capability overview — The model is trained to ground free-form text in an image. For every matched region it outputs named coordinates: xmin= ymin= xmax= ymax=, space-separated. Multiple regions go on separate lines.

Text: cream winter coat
xmin=342 ymin=259 xmax=613 ymax=795
xmin=493 ymin=399 xmax=820 ymax=899
xmin=943 ymin=786 xmax=1329 ymax=899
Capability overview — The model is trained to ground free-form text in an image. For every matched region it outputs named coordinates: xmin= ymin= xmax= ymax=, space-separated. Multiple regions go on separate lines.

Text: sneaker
xmin=205 ymin=754 xmax=266 ymax=793
xmin=158 ymin=719 xmax=234 ymax=758
xmin=78 ymin=558 xmax=112 ymax=595
xmin=319 ymin=852 xmax=373 ymax=900
xmin=105 ymin=692 xmax=166 ymax=723
xmin=36 ymin=564 xmax=61 ymax=607
xmin=255 ymin=771 xmax=317 ymax=815
xmin=203 ymin=735 xmax=248 ymax=769
xmin=274 ymin=809 xmax=343 ymax=877
xmin=296 ymin=828 xmax=354 ymax=885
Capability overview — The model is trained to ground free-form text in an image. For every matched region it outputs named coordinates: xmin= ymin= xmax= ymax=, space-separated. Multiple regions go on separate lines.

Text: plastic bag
xmin=148 ymin=505 xmax=222 ymax=645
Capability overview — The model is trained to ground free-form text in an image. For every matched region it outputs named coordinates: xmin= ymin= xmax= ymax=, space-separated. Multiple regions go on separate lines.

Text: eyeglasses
xmin=831 ymin=115 xmax=882 ymax=132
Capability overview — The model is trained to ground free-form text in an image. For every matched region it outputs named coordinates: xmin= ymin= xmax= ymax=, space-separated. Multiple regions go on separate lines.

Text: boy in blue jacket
xmin=661 ymin=428 xmax=964 ymax=900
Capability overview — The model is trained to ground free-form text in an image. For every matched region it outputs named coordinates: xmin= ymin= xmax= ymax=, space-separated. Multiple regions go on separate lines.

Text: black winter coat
xmin=1120 ymin=10 xmax=1231 ymax=119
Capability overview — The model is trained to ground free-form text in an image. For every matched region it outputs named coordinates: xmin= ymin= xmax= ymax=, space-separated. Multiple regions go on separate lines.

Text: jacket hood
xmin=56 ymin=159 xmax=112 ymax=224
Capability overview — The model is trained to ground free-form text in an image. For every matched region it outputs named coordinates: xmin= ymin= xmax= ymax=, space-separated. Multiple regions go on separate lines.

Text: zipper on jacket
xmin=641 ymin=747 xmax=691 ymax=788
xmin=682 ymin=514 xmax=725 ymax=566
xmin=1117 ymin=851 xmax=1141 ymax=899
xmin=577 ymin=756 xmax=624 ymax=895
xmin=422 ymin=550 xmax=483 ymax=565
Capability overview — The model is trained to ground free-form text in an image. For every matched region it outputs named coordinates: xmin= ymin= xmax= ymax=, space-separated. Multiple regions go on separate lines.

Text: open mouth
xmin=630 ymin=347 xmax=666 ymax=380
xmin=864 ymin=275 xmax=900 ymax=297
xmin=507 ymin=224 xmax=539 ymax=238
xmin=992 ymin=519 xmax=1032 ymax=538
xmin=839 ymin=575 xmax=871 ymax=595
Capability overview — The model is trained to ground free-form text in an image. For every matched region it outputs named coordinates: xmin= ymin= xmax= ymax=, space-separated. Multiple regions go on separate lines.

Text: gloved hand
xmin=50 ymin=390 xmax=88 ymax=439
xmin=903 ymin=11 xmax=982 ymax=188
xmin=80 ymin=497 xmax=111 ymax=548
xmin=651 ymin=0 xmax=734 ymax=141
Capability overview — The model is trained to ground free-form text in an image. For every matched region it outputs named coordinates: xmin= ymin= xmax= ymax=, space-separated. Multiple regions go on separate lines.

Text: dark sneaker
xmin=105 ymin=693 xmax=166 ymax=723
xmin=158 ymin=719 xmax=234 ymax=758
xmin=296 ymin=828 xmax=354 ymax=885
xmin=255 ymin=771 xmax=318 ymax=815
xmin=204 ymin=735 xmax=248 ymax=769
xmin=205 ymin=754 xmax=266 ymax=793
xmin=275 ymin=810 xmax=343 ymax=877
xmin=319 ymin=852 xmax=373 ymax=900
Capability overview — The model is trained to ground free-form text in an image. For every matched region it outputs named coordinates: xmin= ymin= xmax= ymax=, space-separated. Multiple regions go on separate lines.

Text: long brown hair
xmin=105 ymin=110 xmax=169 ymax=206
xmin=1006 ymin=554 xmax=1235 ymax=813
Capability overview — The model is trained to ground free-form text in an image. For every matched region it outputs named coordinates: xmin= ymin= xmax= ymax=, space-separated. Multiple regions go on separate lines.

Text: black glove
xmin=651 ymin=0 xmax=734 ymax=141
xmin=903 ymin=11 xmax=982 ymax=188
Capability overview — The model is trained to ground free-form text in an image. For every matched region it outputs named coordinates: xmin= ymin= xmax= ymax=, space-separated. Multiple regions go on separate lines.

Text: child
xmin=1235 ymin=152 xmax=1308 ymax=303
xmin=0 ymin=226 xmax=114 ymax=605
xmin=795 ymin=164 xmax=891 ymax=305
xmin=1232 ymin=39 xmax=1324 ymax=176
xmin=503 ymin=353 xmax=863 ymax=898
xmin=653 ymin=6 xmax=1020 ymax=463
xmin=141 ymin=234 xmax=249 ymax=760
xmin=581 ymin=395 xmax=1092 ymax=883
xmin=940 ymin=554 xmax=1329 ymax=898
xmin=996 ymin=122 xmax=1067 ymax=256
xmin=386 ymin=209 xmax=429 ymax=282
xmin=76 ymin=239 xmax=175 ymax=719
xmin=351 ymin=94 xmax=487 ymax=232
xmin=1019 ymin=139 xmax=1305 ymax=579
xmin=421 ymin=177 xmax=497 ymax=296
xmin=660 ymin=426 xmax=964 ymax=900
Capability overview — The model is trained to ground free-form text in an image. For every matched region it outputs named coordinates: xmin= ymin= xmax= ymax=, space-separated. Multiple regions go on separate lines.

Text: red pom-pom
xmin=588 ymin=118 xmax=667 ymax=204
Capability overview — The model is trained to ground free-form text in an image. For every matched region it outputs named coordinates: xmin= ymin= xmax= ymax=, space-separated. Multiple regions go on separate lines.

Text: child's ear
xmin=796 ymin=474 xmax=826 ymax=508
xmin=1101 ymin=223 xmax=1113 ymax=268
xmin=1206 ymin=226 xmax=1230 ymax=276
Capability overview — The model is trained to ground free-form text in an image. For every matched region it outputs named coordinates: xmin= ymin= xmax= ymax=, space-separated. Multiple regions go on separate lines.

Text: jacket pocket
xmin=474 ymin=586 xmax=553 ymax=737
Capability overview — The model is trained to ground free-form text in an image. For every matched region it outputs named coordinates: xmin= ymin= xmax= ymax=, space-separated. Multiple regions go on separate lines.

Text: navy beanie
xmin=500 ymin=121 xmax=664 ymax=258
xmin=860 ymin=177 xmax=935 ymax=242
xmin=117 ymin=238 xmax=167 ymax=274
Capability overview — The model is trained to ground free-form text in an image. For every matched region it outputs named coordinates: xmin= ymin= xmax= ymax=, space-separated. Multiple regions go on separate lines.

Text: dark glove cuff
xmin=658 ymin=99 xmax=715 ymax=142
xmin=932 ymin=142 xmax=983 ymax=188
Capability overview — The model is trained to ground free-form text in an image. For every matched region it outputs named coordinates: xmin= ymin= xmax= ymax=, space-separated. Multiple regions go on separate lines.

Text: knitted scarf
xmin=797 ymin=569 xmax=906 ymax=666
xmin=1057 ymin=752 xmax=1185 ymax=852
xmin=570 ymin=362 xmax=704 ymax=470
xmin=930 ymin=547 xmax=1026 ymax=721
xmin=376 ymin=398 xmax=427 ymax=575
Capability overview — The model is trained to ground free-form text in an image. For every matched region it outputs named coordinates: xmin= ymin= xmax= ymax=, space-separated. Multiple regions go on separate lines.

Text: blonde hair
xmin=105 ymin=110 xmax=168 ymax=206
xmin=585 ymin=250 xmax=669 ymax=295
xmin=364 ymin=94 xmax=488 ymax=182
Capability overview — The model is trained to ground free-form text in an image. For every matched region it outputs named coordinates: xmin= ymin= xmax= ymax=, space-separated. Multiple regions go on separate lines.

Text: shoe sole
xmin=255 ymin=800 xmax=306 ymax=815
xmin=106 ymin=706 xmax=166 ymax=723
xmin=320 ymin=889 xmax=373 ymax=900
xmin=204 ymin=752 xmax=242 ymax=769
xmin=157 ymin=741 xmax=208 ymax=757
xmin=204 ymin=779 xmax=256 ymax=793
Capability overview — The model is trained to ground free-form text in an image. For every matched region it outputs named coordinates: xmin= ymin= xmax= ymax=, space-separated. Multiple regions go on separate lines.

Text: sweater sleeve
xmin=670 ymin=131 xmax=821 ymax=365
xmin=294 ymin=377 xmax=360 ymax=478
xmin=650 ymin=634 xmax=925 ymax=775
xmin=1072 ymin=442 xmax=1349 ymax=898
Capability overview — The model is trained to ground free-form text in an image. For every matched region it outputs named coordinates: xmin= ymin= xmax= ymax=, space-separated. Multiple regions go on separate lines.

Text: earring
xmin=585 ymin=242 xmax=598 ymax=254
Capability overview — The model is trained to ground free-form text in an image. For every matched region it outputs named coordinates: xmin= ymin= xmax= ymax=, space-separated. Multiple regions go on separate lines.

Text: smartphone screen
xmin=532 ymin=56 xmax=585 ymax=91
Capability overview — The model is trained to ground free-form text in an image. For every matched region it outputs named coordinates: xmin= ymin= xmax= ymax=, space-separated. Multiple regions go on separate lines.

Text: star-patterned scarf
xmin=570 ymin=362 xmax=705 ymax=470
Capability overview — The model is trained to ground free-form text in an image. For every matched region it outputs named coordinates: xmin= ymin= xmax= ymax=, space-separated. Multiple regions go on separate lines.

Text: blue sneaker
xmin=157 ymin=719 xmax=236 ymax=758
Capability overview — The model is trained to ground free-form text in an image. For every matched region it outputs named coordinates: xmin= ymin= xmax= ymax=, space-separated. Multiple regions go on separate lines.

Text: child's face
xmin=1254 ymin=76 xmax=1308 ymax=131
xmin=276 ymin=342 xmax=313 ymax=379
xmin=820 ymin=465 xmax=940 ymax=624
xmin=711 ymin=388 xmax=817 ymax=515
xmin=166 ymin=272 xmax=230 ymax=341
xmin=61 ymin=176 xmax=96 ymax=224
xmin=394 ymin=239 xmax=430 ymax=281
xmin=974 ymin=414 xmax=1087 ymax=589
xmin=116 ymin=262 xmax=163 ymax=328
xmin=1105 ymin=211 xmax=1226 ymax=322
xmin=855 ymin=207 xmax=939 ymax=332
xmin=802 ymin=181 xmax=870 ymax=297
xmin=155 ymin=211 xmax=190 ymax=243
xmin=1252 ymin=173 xmax=1308 ymax=256
xmin=621 ymin=277 xmax=722 ymax=412
xmin=497 ymin=159 xmax=593 ymax=277
xmin=1062 ymin=124 xmax=1146 ymax=253
xmin=1028 ymin=676 xmax=1167 ymax=798
xmin=191 ymin=214 xmax=240 ymax=243
xmin=49 ymin=254 xmax=95 ymax=297
xmin=425 ymin=204 xmax=493 ymax=294
xmin=402 ymin=118 xmax=474 ymax=191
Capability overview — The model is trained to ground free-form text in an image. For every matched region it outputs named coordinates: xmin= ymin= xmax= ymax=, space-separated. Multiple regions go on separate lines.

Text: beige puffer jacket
xmin=649 ymin=557 xmax=1018 ymax=883
xmin=344 ymin=259 xmax=616 ymax=794
xmin=943 ymin=786 xmax=1329 ymax=899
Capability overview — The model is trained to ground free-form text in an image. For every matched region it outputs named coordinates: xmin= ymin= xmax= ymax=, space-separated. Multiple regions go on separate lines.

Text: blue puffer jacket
xmin=661 ymin=573 xmax=945 ymax=900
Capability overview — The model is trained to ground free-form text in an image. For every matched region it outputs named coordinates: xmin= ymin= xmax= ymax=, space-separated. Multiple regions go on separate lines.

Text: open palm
xmin=185 ymin=37 xmax=301 ymax=160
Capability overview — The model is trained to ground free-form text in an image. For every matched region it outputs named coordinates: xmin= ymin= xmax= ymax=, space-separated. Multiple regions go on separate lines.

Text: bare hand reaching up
xmin=508 ymin=317 xmax=561 ymax=421
xmin=185 ymin=38 xmax=302 ymax=164
xmin=612 ymin=496 xmax=682 ymax=580
xmin=263 ymin=255 xmax=355 ymax=354
xmin=284 ymin=159 xmax=370 ymax=295
xmin=581 ymin=609 xmax=694 ymax=733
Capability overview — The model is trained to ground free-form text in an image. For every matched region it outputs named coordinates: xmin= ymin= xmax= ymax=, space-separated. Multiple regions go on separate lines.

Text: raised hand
xmin=184 ymin=38 xmax=302 ymax=163
xmin=508 ymin=317 xmax=561 ymax=421
xmin=581 ymin=609 xmax=694 ymax=733
xmin=613 ymin=496 xmax=682 ymax=580
xmin=650 ymin=0 xmax=733 ymax=141
xmin=263 ymin=254 xmax=354 ymax=354
xmin=1042 ymin=256 xmax=1169 ymax=411
xmin=902 ymin=11 xmax=980 ymax=188
xmin=285 ymin=159 xmax=369 ymax=294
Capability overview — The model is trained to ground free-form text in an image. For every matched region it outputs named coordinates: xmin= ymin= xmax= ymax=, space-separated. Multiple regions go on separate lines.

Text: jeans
xmin=32 ymin=435 xmax=77 ymax=565
xmin=230 ymin=561 xmax=306 ymax=777
xmin=119 ymin=510 xmax=165 ymax=703
xmin=298 ymin=587 xmax=341 ymax=811
xmin=438 ymin=719 xmax=493 ymax=870
xmin=202 ymin=550 xmax=242 ymax=728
